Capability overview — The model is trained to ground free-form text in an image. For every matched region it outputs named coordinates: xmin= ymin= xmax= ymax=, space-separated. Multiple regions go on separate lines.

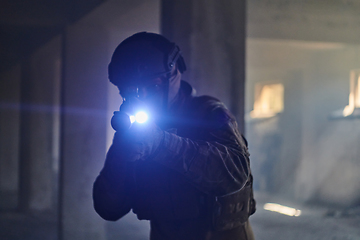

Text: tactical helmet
xmin=108 ymin=32 xmax=186 ymax=88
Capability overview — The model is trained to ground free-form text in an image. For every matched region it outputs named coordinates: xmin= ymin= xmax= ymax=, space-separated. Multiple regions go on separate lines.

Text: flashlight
xmin=111 ymin=87 xmax=149 ymax=131
xmin=130 ymin=111 xmax=149 ymax=124
xmin=111 ymin=109 xmax=149 ymax=132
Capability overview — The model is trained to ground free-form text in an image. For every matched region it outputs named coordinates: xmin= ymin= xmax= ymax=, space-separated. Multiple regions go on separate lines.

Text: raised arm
xmin=92 ymin=135 xmax=135 ymax=221
xmin=149 ymin=97 xmax=251 ymax=196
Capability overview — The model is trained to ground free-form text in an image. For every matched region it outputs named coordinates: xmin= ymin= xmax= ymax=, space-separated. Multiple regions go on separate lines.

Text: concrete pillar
xmin=0 ymin=64 xmax=21 ymax=210
xmin=59 ymin=23 xmax=108 ymax=240
xmin=161 ymin=0 xmax=247 ymax=132
xmin=18 ymin=36 xmax=62 ymax=212
xmin=58 ymin=0 xmax=161 ymax=239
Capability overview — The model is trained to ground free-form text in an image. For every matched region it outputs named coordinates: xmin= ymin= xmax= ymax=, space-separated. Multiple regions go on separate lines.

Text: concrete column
xmin=161 ymin=0 xmax=247 ymax=132
xmin=18 ymin=58 xmax=32 ymax=211
xmin=0 ymin=64 xmax=21 ymax=210
xmin=58 ymin=0 xmax=161 ymax=239
xmin=18 ymin=36 xmax=62 ymax=212
xmin=59 ymin=23 xmax=108 ymax=240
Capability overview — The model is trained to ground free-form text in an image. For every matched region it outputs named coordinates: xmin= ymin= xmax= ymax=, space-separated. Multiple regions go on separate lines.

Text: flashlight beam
xmin=129 ymin=115 xmax=136 ymax=124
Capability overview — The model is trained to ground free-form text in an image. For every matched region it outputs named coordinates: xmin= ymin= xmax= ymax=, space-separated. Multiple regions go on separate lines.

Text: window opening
xmin=343 ymin=69 xmax=360 ymax=117
xmin=330 ymin=69 xmax=360 ymax=119
xmin=250 ymin=83 xmax=284 ymax=119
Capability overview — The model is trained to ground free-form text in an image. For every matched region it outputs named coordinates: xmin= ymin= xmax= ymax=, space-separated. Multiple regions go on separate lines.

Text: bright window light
xmin=343 ymin=70 xmax=360 ymax=117
xmin=264 ymin=203 xmax=301 ymax=217
xmin=251 ymin=83 xmax=284 ymax=118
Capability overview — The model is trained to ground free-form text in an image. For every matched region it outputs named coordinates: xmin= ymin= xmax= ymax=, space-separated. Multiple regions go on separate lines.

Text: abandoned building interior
xmin=1 ymin=0 xmax=360 ymax=239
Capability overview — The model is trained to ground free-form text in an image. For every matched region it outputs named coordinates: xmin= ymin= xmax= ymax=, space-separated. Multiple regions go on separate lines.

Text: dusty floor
xmin=1 ymin=191 xmax=360 ymax=240
xmin=250 ymin=192 xmax=360 ymax=240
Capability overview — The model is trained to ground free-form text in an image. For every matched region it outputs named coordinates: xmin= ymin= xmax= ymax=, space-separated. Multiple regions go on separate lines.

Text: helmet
xmin=108 ymin=32 xmax=186 ymax=88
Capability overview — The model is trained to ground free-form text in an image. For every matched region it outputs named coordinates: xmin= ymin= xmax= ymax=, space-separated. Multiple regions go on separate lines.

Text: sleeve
xmin=92 ymin=134 xmax=134 ymax=221
xmin=149 ymin=97 xmax=251 ymax=197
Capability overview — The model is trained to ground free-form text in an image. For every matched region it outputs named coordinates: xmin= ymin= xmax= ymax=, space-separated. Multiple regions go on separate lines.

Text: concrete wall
xmin=245 ymin=0 xmax=360 ymax=207
xmin=0 ymin=64 xmax=21 ymax=210
xmin=19 ymin=36 xmax=62 ymax=212
xmin=246 ymin=39 xmax=360 ymax=206
xmin=248 ymin=0 xmax=360 ymax=44
xmin=296 ymin=47 xmax=360 ymax=206
xmin=0 ymin=37 xmax=61 ymax=213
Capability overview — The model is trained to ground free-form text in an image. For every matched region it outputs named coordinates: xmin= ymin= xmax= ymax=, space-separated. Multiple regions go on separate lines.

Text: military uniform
xmin=93 ymin=81 xmax=256 ymax=240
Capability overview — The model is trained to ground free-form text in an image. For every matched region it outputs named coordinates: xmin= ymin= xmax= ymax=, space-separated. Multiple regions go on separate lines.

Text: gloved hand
xmin=110 ymin=98 xmax=138 ymax=132
xmin=111 ymin=111 xmax=132 ymax=133
xmin=122 ymin=120 xmax=164 ymax=161
xmin=111 ymin=97 xmax=164 ymax=162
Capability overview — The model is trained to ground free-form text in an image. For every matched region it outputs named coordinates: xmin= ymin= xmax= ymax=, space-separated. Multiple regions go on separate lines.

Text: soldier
xmin=93 ymin=32 xmax=256 ymax=240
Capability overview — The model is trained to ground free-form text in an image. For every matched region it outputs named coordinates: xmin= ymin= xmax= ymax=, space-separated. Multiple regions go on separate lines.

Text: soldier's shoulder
xmin=190 ymin=95 xmax=225 ymax=110
xmin=189 ymin=95 xmax=235 ymax=127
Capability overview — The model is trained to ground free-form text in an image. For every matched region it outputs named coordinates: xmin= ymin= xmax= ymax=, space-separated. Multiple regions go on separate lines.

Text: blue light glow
xmin=135 ymin=111 xmax=148 ymax=123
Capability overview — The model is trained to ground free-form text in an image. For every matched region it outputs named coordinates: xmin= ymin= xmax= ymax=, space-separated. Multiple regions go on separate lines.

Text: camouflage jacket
xmin=93 ymin=81 xmax=255 ymax=240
